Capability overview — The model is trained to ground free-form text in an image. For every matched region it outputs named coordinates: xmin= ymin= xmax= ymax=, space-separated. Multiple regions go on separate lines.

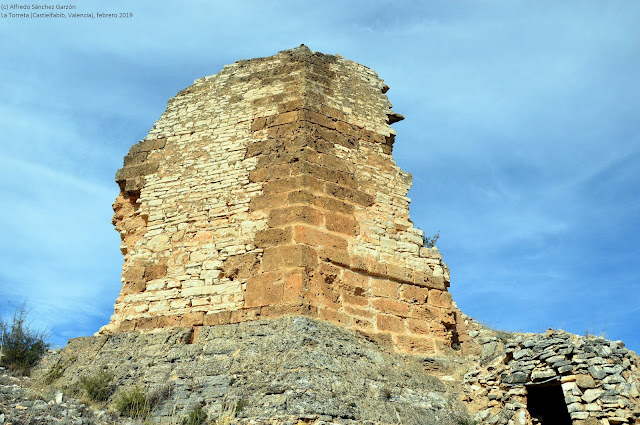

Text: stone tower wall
xmin=103 ymin=46 xmax=466 ymax=354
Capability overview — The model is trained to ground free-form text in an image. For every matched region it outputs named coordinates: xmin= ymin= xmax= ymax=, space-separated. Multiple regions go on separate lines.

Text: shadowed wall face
xmin=104 ymin=46 xmax=467 ymax=355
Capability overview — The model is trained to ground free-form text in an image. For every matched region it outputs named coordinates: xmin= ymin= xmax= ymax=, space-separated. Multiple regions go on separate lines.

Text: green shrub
xmin=147 ymin=383 xmax=172 ymax=407
xmin=234 ymin=398 xmax=247 ymax=414
xmin=182 ymin=406 xmax=207 ymax=425
xmin=422 ymin=231 xmax=440 ymax=248
xmin=43 ymin=355 xmax=77 ymax=384
xmin=114 ymin=386 xmax=150 ymax=419
xmin=0 ymin=301 xmax=50 ymax=375
xmin=79 ymin=370 xmax=114 ymax=402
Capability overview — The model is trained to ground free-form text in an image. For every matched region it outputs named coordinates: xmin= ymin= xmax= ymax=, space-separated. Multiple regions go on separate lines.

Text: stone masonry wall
xmin=102 ymin=46 xmax=466 ymax=355
xmin=462 ymin=324 xmax=640 ymax=425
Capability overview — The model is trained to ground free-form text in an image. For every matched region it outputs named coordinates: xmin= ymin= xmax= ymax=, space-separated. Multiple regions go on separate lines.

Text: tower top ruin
xmin=103 ymin=46 xmax=467 ymax=354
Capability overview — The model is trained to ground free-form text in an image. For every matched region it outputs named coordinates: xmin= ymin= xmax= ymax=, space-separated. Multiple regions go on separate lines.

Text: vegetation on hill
xmin=0 ymin=301 xmax=49 ymax=375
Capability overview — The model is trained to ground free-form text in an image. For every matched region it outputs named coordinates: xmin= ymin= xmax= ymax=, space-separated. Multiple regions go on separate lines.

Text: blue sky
xmin=1 ymin=1 xmax=638 ymax=351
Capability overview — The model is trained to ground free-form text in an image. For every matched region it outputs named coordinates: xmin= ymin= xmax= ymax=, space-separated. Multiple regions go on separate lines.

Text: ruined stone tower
xmin=102 ymin=45 xmax=466 ymax=354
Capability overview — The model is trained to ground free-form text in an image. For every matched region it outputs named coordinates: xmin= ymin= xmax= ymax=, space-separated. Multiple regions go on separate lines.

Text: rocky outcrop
xmin=36 ymin=316 xmax=472 ymax=424
xmin=0 ymin=367 xmax=121 ymax=425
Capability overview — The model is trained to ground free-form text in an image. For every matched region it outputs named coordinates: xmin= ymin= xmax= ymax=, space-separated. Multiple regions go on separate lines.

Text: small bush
xmin=234 ymin=398 xmax=247 ymax=414
xmin=114 ymin=386 xmax=150 ymax=419
xmin=382 ymin=387 xmax=393 ymax=400
xmin=79 ymin=370 xmax=114 ymax=402
xmin=147 ymin=382 xmax=172 ymax=407
xmin=43 ymin=355 xmax=77 ymax=385
xmin=0 ymin=301 xmax=50 ymax=375
xmin=182 ymin=406 xmax=207 ymax=425
xmin=422 ymin=231 xmax=440 ymax=248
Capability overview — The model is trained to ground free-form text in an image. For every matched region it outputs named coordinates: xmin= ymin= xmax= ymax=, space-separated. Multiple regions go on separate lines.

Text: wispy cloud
xmin=1 ymin=0 xmax=638 ymax=350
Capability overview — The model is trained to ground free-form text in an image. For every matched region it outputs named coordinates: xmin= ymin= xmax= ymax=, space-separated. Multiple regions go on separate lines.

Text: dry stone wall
xmin=102 ymin=45 xmax=466 ymax=355
xmin=462 ymin=321 xmax=640 ymax=425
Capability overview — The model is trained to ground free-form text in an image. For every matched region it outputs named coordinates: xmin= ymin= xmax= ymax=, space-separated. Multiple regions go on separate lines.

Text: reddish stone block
xmin=300 ymin=109 xmax=336 ymax=130
xmin=370 ymin=277 xmax=398 ymax=298
xmin=223 ymin=252 xmax=260 ymax=279
xmin=325 ymin=212 xmax=358 ymax=235
xmin=318 ymin=307 xmax=353 ymax=327
xmin=268 ymin=110 xmax=301 ymax=127
xmin=367 ymin=260 xmax=387 ymax=277
xmin=203 ymin=311 xmax=232 ymax=326
xmin=428 ymin=289 xmax=452 ymax=309
xmin=251 ymin=117 xmax=267 ymax=131
xmin=245 ymin=272 xmax=284 ymax=308
xmin=263 ymin=303 xmax=311 ymax=319
xmin=135 ymin=316 xmax=158 ymax=330
xmin=342 ymin=292 xmax=368 ymax=307
xmin=262 ymin=177 xmax=304 ymax=195
xmin=268 ymin=205 xmax=324 ymax=227
xmin=144 ymin=264 xmax=168 ymax=281
xmin=371 ymin=298 xmax=410 ymax=317
xmin=317 ymin=105 xmax=347 ymax=122
xmin=308 ymin=268 xmax=341 ymax=309
xmin=249 ymin=192 xmax=288 ymax=211
xmin=317 ymin=247 xmax=351 ymax=267
xmin=261 ymin=244 xmax=318 ymax=271
xmin=181 ymin=312 xmax=204 ymax=327
xmin=283 ymin=270 xmax=306 ymax=303
xmin=349 ymin=255 xmax=369 ymax=273
xmin=394 ymin=335 xmax=436 ymax=355
xmin=343 ymin=304 xmax=374 ymax=319
xmin=376 ymin=314 xmax=406 ymax=333
xmin=352 ymin=318 xmax=375 ymax=332
xmin=156 ymin=315 xmax=182 ymax=328
xmin=320 ymin=153 xmax=352 ymax=173
xmin=277 ymin=99 xmax=304 ymax=114
xmin=386 ymin=264 xmax=413 ymax=284
xmin=123 ymin=266 xmax=145 ymax=282
xmin=254 ymin=227 xmax=293 ymax=248
xmin=324 ymin=183 xmax=373 ymax=207
xmin=118 ymin=320 xmax=135 ymax=332
xmin=409 ymin=304 xmax=442 ymax=321
xmin=406 ymin=318 xmax=431 ymax=335
xmin=413 ymin=270 xmax=430 ymax=287
xmin=399 ymin=284 xmax=429 ymax=304
xmin=427 ymin=275 xmax=446 ymax=291
xmin=293 ymin=225 xmax=348 ymax=250
xmin=429 ymin=321 xmax=452 ymax=342
xmin=334 ymin=121 xmax=357 ymax=137
xmin=287 ymin=190 xmax=317 ymax=205
xmin=342 ymin=270 xmax=368 ymax=290
xmin=230 ymin=308 xmax=262 ymax=323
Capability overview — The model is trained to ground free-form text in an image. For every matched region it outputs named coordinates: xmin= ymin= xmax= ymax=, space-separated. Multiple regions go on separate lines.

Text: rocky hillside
xmin=25 ymin=316 xmax=473 ymax=425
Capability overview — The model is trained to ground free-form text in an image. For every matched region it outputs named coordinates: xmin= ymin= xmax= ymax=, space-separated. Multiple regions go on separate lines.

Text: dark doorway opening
xmin=526 ymin=382 xmax=572 ymax=425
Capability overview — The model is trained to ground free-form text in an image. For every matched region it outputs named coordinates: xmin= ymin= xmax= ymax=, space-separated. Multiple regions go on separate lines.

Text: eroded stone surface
xmin=102 ymin=45 xmax=466 ymax=355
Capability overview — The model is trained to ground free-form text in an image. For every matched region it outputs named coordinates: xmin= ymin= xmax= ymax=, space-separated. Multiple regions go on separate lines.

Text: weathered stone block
xmin=371 ymin=298 xmax=410 ymax=317
xmin=377 ymin=314 xmax=406 ymax=333
xmin=371 ymin=277 xmax=398 ymax=298
xmin=261 ymin=244 xmax=318 ymax=271
xmin=428 ymin=290 xmax=452 ymax=309
xmin=245 ymin=272 xmax=284 ymax=308
xmin=268 ymin=205 xmax=324 ymax=227
xmin=293 ymin=225 xmax=348 ymax=250
xmin=400 ymin=284 xmax=429 ymax=304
